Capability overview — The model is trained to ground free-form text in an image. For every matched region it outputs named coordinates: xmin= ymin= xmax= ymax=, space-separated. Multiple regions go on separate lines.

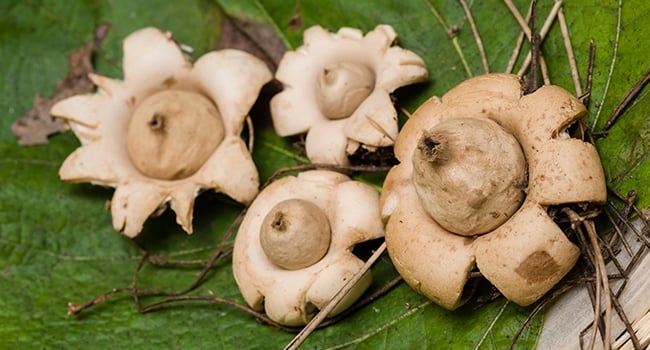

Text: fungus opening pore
xmin=126 ymin=90 xmax=225 ymax=180
xmin=259 ymin=199 xmax=331 ymax=270
xmin=418 ymin=130 xmax=448 ymax=163
xmin=316 ymin=62 xmax=375 ymax=120
xmin=411 ymin=117 xmax=527 ymax=236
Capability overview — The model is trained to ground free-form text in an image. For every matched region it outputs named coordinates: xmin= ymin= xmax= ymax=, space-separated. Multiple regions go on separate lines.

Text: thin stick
xmin=557 ymin=7 xmax=583 ymax=96
xmin=525 ymin=5 xmax=540 ymax=93
xmin=139 ymin=295 xmax=297 ymax=332
xmin=607 ymin=199 xmax=650 ymax=247
xmin=319 ymin=275 xmax=403 ymax=328
xmin=284 ymin=242 xmax=387 ymax=350
xmin=512 ymin=0 xmax=564 ymax=76
xmin=602 ymin=68 xmax=650 ymax=131
xmin=609 ymin=290 xmax=643 ymax=349
xmin=68 ymin=287 xmax=132 ymax=315
xmin=458 ymin=0 xmax=489 ymax=74
xmin=505 ymin=0 xmax=533 ymax=73
xmin=503 ymin=0 xmax=532 ymax=38
xmin=509 ymin=282 xmax=577 ymax=350
xmin=588 ymin=239 xmax=603 ymax=350
xmin=564 ymin=209 xmax=612 ymax=350
xmin=604 ymin=209 xmax=634 ymax=257
xmin=540 ymin=49 xmax=551 ymax=85
xmin=132 ymin=251 xmax=149 ymax=312
xmin=589 ymin=222 xmax=612 ymax=350
xmin=580 ymin=41 xmax=596 ymax=106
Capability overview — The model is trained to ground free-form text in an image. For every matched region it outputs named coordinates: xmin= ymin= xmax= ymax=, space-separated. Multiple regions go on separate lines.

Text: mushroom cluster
xmin=51 ymin=23 xmax=610 ymax=329
xmin=51 ymin=27 xmax=272 ymax=237
xmin=270 ymin=25 xmax=428 ymax=165
xmin=232 ymin=170 xmax=384 ymax=326
xmin=380 ymin=73 xmax=606 ymax=309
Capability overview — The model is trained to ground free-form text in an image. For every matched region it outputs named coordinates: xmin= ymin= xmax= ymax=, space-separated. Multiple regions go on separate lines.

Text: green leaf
xmin=1 ymin=0 xmax=647 ymax=349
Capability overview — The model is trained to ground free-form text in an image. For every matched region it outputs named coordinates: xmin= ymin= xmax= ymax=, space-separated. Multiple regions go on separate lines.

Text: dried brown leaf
xmin=11 ymin=23 xmax=110 ymax=146
xmin=216 ymin=16 xmax=286 ymax=70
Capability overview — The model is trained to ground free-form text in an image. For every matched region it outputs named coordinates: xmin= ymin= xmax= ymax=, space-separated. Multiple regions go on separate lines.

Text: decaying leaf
xmin=216 ymin=16 xmax=286 ymax=70
xmin=11 ymin=23 xmax=110 ymax=146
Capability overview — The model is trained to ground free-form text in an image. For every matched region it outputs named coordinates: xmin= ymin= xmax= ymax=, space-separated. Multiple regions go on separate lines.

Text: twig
xmin=527 ymin=37 xmax=540 ymax=91
xmin=505 ymin=0 xmax=533 ymax=73
xmin=503 ymin=0 xmax=532 ymax=38
xmin=138 ymin=295 xmax=297 ymax=332
xmin=284 ymin=242 xmax=387 ymax=350
xmin=508 ymin=0 xmax=563 ymax=77
xmin=540 ymin=53 xmax=551 ymax=85
xmin=604 ymin=209 xmax=634 ymax=257
xmin=458 ymin=0 xmax=489 ymax=73
xmin=505 ymin=0 xmax=563 ymax=45
xmin=509 ymin=282 xmax=576 ymax=350
xmin=564 ymin=208 xmax=612 ymax=350
xmin=319 ymin=275 xmax=403 ymax=328
xmin=607 ymin=199 xmax=650 ymax=247
xmin=609 ymin=290 xmax=643 ymax=349
xmin=557 ymin=6 xmax=583 ymax=96
xmin=580 ymin=41 xmax=597 ymax=106
xmin=68 ymin=287 xmax=132 ymax=315
xmin=602 ymin=68 xmax=650 ymax=131
xmin=132 ymin=251 xmax=150 ymax=312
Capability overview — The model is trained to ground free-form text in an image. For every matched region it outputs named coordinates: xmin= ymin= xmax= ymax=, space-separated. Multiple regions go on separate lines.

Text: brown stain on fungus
xmin=515 ymin=250 xmax=561 ymax=284
xmin=162 ymin=76 xmax=177 ymax=88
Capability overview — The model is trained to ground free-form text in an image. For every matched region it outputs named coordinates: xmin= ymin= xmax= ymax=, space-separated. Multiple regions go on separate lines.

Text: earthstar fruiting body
xmin=51 ymin=27 xmax=272 ymax=237
xmin=233 ymin=170 xmax=384 ymax=326
xmin=259 ymin=198 xmax=331 ymax=270
xmin=270 ymin=24 xmax=429 ymax=165
xmin=381 ymin=73 xmax=606 ymax=309
xmin=412 ymin=117 xmax=527 ymax=235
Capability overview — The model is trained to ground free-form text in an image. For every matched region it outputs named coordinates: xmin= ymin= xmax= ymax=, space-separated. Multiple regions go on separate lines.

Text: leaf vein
xmin=472 ymin=300 xmax=509 ymax=350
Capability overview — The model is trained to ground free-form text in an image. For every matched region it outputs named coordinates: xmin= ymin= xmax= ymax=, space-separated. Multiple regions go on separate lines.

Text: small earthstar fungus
xmin=233 ymin=170 xmax=384 ymax=326
xmin=51 ymin=27 xmax=272 ymax=237
xmin=270 ymin=24 xmax=429 ymax=165
xmin=380 ymin=73 xmax=607 ymax=309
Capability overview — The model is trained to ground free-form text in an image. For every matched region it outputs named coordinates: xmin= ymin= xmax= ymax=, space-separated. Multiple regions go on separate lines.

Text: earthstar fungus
xmin=51 ymin=27 xmax=272 ymax=237
xmin=381 ymin=73 xmax=607 ymax=309
xmin=233 ymin=170 xmax=384 ymax=326
xmin=270 ymin=24 xmax=429 ymax=165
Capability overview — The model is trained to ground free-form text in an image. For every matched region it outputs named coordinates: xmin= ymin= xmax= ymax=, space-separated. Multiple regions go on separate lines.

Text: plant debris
xmin=216 ymin=15 xmax=286 ymax=70
xmin=11 ymin=23 xmax=110 ymax=146
xmin=60 ymin=2 xmax=649 ymax=349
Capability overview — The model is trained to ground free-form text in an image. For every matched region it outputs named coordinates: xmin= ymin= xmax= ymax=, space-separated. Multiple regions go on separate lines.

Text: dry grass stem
xmin=540 ymin=54 xmax=551 ymax=85
xmin=319 ymin=275 xmax=403 ymax=328
xmin=505 ymin=0 xmax=533 ymax=73
xmin=284 ymin=242 xmax=387 ymax=350
xmin=604 ymin=210 xmax=634 ymax=257
xmin=557 ymin=7 xmax=583 ymax=96
xmin=458 ymin=0 xmax=489 ymax=73
xmin=614 ymin=311 xmax=650 ymax=349
xmin=138 ymin=295 xmax=297 ymax=332
xmin=507 ymin=0 xmax=562 ymax=77
xmin=503 ymin=0 xmax=532 ymax=38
